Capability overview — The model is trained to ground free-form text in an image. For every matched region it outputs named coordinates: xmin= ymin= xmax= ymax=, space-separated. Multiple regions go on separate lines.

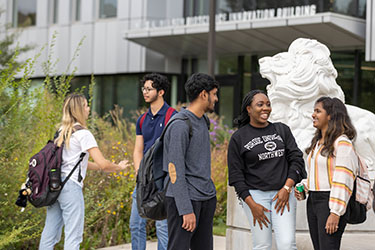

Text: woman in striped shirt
xmin=296 ymin=97 xmax=357 ymax=250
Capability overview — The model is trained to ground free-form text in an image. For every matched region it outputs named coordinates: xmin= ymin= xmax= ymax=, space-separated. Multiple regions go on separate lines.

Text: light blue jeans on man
xmin=243 ymin=189 xmax=297 ymax=250
xmin=130 ymin=187 xmax=168 ymax=250
xmin=39 ymin=179 xmax=84 ymax=250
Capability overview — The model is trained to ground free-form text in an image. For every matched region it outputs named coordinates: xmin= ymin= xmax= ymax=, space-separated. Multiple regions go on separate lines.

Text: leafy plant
xmin=0 ymin=33 xmax=232 ymax=250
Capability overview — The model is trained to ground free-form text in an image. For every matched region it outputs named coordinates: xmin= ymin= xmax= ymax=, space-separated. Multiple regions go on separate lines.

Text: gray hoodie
xmin=163 ymin=108 xmax=216 ymax=216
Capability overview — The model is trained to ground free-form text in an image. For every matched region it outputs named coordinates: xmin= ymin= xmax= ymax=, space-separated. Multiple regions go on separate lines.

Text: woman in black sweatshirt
xmin=227 ymin=90 xmax=306 ymax=250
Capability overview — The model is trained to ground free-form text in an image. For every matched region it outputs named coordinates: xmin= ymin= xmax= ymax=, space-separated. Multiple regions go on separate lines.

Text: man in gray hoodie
xmin=163 ymin=73 xmax=219 ymax=250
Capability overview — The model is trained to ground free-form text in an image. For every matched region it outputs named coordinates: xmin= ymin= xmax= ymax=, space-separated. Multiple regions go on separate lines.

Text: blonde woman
xmin=39 ymin=93 xmax=128 ymax=250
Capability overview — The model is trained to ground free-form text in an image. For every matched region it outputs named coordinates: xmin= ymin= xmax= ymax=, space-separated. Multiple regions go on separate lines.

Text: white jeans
xmin=243 ymin=189 xmax=297 ymax=250
xmin=39 ymin=179 xmax=84 ymax=250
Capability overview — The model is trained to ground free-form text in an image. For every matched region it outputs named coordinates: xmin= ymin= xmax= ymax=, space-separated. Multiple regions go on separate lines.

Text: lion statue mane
xmin=259 ymin=38 xmax=375 ymax=177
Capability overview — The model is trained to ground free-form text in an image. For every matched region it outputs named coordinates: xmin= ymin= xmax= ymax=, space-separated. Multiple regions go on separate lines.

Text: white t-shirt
xmin=61 ymin=129 xmax=98 ymax=187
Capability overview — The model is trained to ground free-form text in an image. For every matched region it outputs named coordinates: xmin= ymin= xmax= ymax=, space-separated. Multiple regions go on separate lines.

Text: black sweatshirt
xmin=227 ymin=122 xmax=306 ymax=201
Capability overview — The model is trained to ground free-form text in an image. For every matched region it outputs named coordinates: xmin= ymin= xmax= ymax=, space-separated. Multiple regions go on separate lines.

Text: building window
xmin=12 ymin=0 xmax=37 ymax=27
xmin=184 ymin=0 xmax=209 ymax=17
xmin=184 ymin=0 xmax=366 ymax=19
xmin=75 ymin=0 xmax=81 ymax=21
xmin=52 ymin=0 xmax=59 ymax=24
xmin=99 ymin=0 xmax=117 ymax=19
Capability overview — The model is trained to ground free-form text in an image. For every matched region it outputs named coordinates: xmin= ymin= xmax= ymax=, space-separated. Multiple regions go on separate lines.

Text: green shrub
xmin=0 ymin=36 xmax=231 ymax=249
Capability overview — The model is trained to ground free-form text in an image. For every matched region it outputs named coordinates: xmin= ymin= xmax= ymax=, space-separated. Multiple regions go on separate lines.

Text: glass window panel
xmin=332 ymin=52 xmax=355 ymax=104
xmin=70 ymin=76 xmax=96 ymax=111
xmin=197 ymin=59 xmax=208 ymax=74
xmin=99 ymin=0 xmax=117 ymax=19
xmin=216 ymin=0 xmax=363 ymax=18
xmin=243 ymin=74 xmax=251 ymax=97
xmin=53 ymin=0 xmax=59 ymax=24
xmin=184 ymin=0 xmax=209 ymax=16
xmin=333 ymin=0 xmax=356 ymax=16
xmin=116 ymin=75 xmax=140 ymax=120
xmin=195 ymin=0 xmax=209 ymax=16
xmin=358 ymin=0 xmax=366 ymax=18
xmin=75 ymin=0 xmax=81 ymax=21
xmin=218 ymin=56 xmax=238 ymax=75
xmin=13 ymin=0 xmax=37 ymax=27
xmin=101 ymin=76 xmax=115 ymax=114
xmin=219 ymin=86 xmax=234 ymax=126
xmin=184 ymin=0 xmax=194 ymax=17
xmin=360 ymin=55 xmax=375 ymax=113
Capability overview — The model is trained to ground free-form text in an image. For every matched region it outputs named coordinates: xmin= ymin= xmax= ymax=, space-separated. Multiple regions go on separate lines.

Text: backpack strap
xmin=161 ymin=116 xmax=192 ymax=189
xmin=61 ymin=152 xmax=86 ymax=187
xmin=164 ymin=107 xmax=176 ymax=126
xmin=139 ymin=112 xmax=148 ymax=132
xmin=55 ymin=125 xmax=86 ymax=183
xmin=203 ymin=114 xmax=210 ymax=130
xmin=72 ymin=125 xmax=85 ymax=182
xmin=160 ymin=116 xmax=192 ymax=141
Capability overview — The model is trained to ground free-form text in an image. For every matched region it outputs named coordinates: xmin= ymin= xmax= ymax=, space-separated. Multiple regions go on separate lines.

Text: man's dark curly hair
xmin=140 ymin=73 xmax=170 ymax=93
xmin=185 ymin=73 xmax=219 ymax=102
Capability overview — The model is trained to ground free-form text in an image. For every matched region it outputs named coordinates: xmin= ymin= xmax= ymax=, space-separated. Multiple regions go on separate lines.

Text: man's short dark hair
xmin=141 ymin=73 xmax=170 ymax=93
xmin=185 ymin=73 xmax=219 ymax=102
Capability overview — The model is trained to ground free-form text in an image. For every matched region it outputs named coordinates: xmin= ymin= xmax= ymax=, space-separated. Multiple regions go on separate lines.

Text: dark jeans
xmin=307 ymin=191 xmax=347 ymax=250
xmin=165 ymin=196 xmax=217 ymax=250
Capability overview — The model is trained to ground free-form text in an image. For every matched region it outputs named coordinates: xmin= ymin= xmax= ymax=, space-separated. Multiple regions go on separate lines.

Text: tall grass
xmin=0 ymin=34 xmax=232 ymax=249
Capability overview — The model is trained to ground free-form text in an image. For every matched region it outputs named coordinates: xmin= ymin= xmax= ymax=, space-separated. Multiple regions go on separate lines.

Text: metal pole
xmin=208 ymin=0 xmax=216 ymax=78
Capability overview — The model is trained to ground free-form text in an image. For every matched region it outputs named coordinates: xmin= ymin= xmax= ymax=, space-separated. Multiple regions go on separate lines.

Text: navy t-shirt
xmin=136 ymin=102 xmax=177 ymax=154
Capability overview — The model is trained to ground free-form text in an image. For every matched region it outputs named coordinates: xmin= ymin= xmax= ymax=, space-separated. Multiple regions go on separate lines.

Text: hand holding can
xmin=295 ymin=183 xmax=306 ymax=200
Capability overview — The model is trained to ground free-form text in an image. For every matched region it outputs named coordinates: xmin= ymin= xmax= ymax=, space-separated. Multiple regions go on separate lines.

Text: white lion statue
xmin=259 ymin=38 xmax=375 ymax=178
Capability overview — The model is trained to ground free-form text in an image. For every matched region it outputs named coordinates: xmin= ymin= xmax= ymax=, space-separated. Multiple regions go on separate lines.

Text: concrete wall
xmin=0 ymin=0 xmax=184 ymax=77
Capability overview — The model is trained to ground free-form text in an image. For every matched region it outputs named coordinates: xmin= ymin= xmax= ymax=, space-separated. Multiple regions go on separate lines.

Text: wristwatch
xmin=283 ymin=185 xmax=292 ymax=193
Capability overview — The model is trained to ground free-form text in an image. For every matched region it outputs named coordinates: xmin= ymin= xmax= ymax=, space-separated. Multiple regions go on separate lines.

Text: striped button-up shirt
xmin=304 ymin=134 xmax=358 ymax=216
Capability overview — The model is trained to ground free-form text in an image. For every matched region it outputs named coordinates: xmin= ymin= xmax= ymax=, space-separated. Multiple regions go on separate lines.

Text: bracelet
xmin=283 ymin=185 xmax=292 ymax=193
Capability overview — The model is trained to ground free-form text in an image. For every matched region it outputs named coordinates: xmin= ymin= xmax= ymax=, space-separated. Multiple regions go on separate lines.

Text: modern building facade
xmin=1 ymin=0 xmax=374 ymax=125
xmin=2 ymin=1 xmax=375 ymax=249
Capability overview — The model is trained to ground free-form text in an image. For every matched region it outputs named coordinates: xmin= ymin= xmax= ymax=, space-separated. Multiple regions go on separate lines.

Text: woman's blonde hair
xmin=55 ymin=93 xmax=88 ymax=148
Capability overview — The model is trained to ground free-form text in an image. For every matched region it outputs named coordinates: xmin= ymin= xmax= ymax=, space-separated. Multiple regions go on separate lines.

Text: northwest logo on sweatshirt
xmin=244 ymin=134 xmax=284 ymax=161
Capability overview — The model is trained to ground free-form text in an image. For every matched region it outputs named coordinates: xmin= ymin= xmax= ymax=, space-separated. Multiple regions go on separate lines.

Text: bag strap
xmin=162 ymin=114 xmax=211 ymax=188
xmin=139 ymin=112 xmax=148 ymax=132
xmin=61 ymin=152 xmax=87 ymax=187
xmin=55 ymin=125 xmax=86 ymax=183
xmin=160 ymin=116 xmax=192 ymax=141
xmin=164 ymin=107 xmax=176 ymax=126
xmin=202 ymin=114 xmax=210 ymax=130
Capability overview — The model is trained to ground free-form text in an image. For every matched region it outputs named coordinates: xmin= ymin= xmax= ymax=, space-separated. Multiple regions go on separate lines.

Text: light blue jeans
xmin=130 ymin=187 xmax=168 ymax=250
xmin=39 ymin=179 xmax=84 ymax=250
xmin=243 ymin=189 xmax=297 ymax=250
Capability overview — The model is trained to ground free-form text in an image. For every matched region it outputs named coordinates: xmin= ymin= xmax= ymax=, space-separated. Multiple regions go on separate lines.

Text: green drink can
xmin=296 ymin=183 xmax=306 ymax=200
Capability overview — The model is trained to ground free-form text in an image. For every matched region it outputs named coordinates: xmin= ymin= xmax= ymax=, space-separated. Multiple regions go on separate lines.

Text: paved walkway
xmin=97 ymin=232 xmax=375 ymax=250
xmin=97 ymin=235 xmax=226 ymax=250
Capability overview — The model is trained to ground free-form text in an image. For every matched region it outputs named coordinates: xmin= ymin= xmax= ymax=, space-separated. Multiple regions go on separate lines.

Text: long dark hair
xmin=305 ymin=97 xmax=356 ymax=157
xmin=233 ymin=90 xmax=267 ymax=128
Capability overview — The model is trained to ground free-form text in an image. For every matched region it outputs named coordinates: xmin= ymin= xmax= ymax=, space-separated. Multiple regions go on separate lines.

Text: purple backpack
xmin=24 ymin=128 xmax=85 ymax=208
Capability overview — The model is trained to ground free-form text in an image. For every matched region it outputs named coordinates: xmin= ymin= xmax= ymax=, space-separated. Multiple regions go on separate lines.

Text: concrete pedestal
xmin=226 ymin=186 xmax=375 ymax=250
